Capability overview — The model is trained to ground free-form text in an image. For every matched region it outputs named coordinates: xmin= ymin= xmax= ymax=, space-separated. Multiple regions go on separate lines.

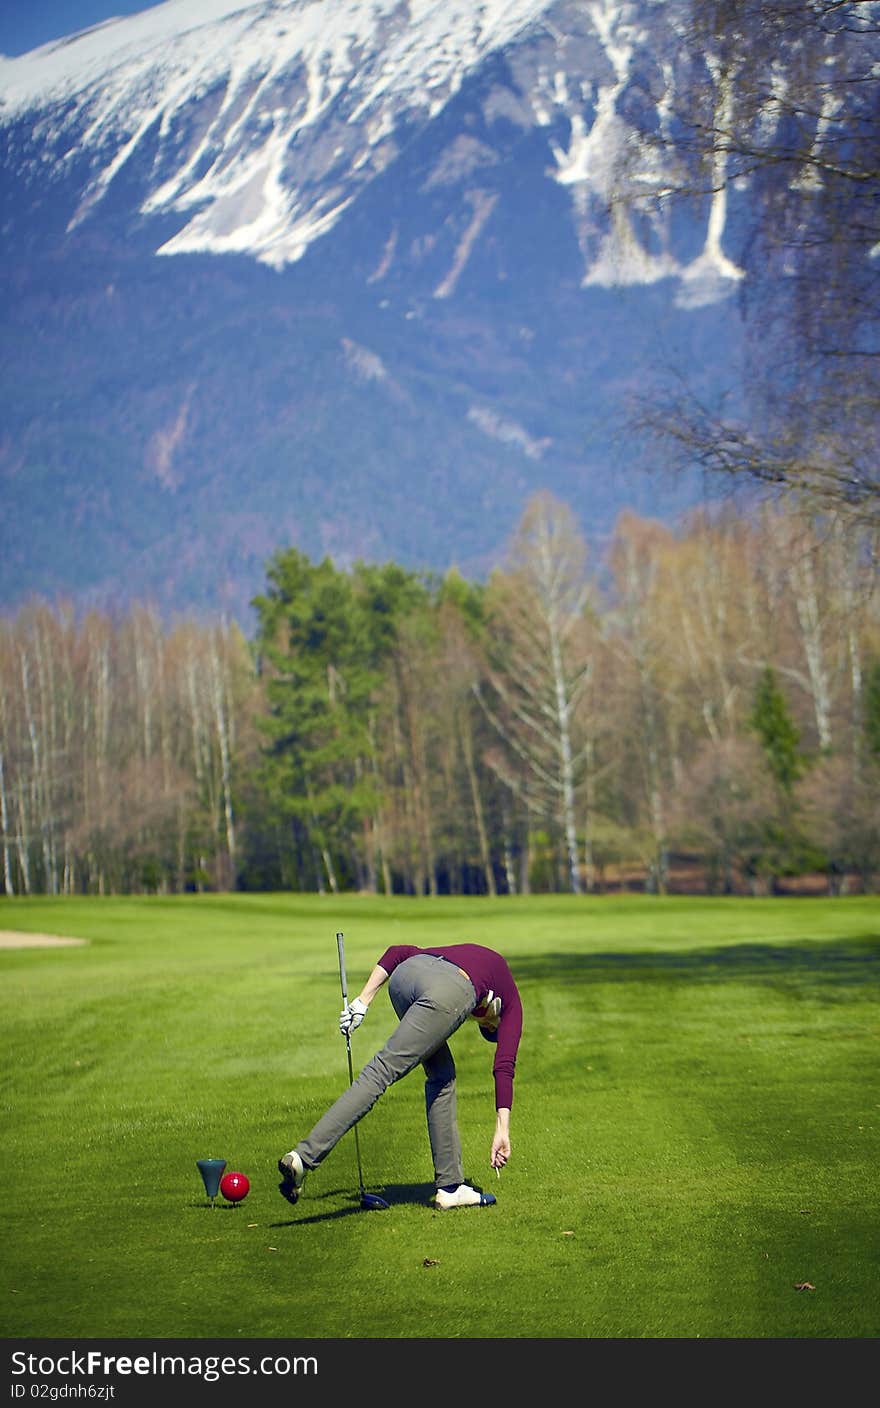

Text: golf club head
xmin=360 ymin=1192 xmax=390 ymax=1211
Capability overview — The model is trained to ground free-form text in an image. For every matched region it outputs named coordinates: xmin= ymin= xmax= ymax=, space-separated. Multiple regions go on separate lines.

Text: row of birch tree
xmin=1 ymin=493 xmax=878 ymax=898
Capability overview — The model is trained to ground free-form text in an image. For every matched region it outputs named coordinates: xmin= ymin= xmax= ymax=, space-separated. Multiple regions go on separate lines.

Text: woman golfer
xmin=279 ymin=942 xmax=523 ymax=1209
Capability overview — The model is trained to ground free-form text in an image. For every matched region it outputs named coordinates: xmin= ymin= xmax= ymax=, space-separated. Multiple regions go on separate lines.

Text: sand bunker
xmin=0 ymin=931 xmax=87 ymax=948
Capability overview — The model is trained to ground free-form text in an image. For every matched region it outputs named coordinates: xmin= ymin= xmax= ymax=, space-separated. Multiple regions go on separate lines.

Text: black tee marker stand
xmin=336 ymin=931 xmax=390 ymax=1211
xmin=197 ymin=1158 xmax=227 ymax=1208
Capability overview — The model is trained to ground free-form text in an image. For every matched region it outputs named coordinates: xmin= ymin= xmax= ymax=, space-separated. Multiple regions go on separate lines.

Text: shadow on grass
xmin=510 ymin=937 xmax=879 ymax=992
xmin=270 ymin=1180 xmax=492 ymax=1227
xmin=189 ymin=1200 xmax=255 ymax=1212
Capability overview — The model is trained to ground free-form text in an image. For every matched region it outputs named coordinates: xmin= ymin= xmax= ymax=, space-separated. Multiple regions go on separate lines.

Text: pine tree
xmin=251 ymin=549 xmax=427 ymax=891
xmin=748 ymin=666 xmax=804 ymax=796
xmin=865 ymin=660 xmax=880 ymax=762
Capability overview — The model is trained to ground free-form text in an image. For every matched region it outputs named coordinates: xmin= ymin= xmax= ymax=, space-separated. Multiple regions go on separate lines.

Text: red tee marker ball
xmin=219 ymin=1171 xmax=250 ymax=1202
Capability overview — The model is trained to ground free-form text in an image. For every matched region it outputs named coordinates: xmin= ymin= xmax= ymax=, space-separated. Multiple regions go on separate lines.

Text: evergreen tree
xmin=745 ymin=665 xmax=818 ymax=890
xmin=865 ymin=660 xmax=880 ymax=762
xmin=748 ymin=666 xmax=804 ymax=796
xmin=251 ymin=549 xmax=427 ymax=891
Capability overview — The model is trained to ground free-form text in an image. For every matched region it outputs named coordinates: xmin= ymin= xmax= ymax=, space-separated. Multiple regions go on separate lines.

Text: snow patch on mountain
xmin=468 ymin=406 xmax=551 ymax=461
xmin=0 ymin=0 xmax=743 ymax=304
xmin=1 ymin=0 xmax=558 ymax=270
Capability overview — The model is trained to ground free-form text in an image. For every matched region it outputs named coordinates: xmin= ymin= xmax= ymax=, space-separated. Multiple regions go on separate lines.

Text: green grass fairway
xmin=2 ymin=893 xmax=878 ymax=1340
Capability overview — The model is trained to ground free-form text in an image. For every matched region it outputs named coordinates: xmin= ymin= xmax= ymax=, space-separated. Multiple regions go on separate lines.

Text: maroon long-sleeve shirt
xmin=376 ymin=943 xmax=523 ymax=1110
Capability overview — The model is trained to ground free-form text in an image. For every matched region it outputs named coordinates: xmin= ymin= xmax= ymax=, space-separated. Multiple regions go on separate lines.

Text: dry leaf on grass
xmin=794 ymin=1281 xmax=815 ymax=1291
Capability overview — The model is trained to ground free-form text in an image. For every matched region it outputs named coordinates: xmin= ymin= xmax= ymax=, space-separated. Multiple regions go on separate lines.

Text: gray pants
xmin=296 ymin=955 xmax=477 ymax=1189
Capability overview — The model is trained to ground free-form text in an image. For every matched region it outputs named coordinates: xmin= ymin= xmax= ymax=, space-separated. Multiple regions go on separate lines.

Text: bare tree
xmin=627 ymin=1 xmax=880 ymax=537
xmin=435 ymin=590 xmax=498 ymax=896
xmin=387 ymin=620 xmax=440 ymax=896
xmin=729 ymin=507 xmax=878 ymax=758
xmin=476 ymin=492 xmax=595 ymax=894
xmin=604 ymin=512 xmax=679 ymax=893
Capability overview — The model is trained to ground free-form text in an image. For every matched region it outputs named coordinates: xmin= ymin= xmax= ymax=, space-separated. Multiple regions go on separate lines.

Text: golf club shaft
xmin=337 ymin=931 xmax=366 ymax=1197
xmin=336 ymin=931 xmax=348 ymax=1007
xmin=346 ymin=1032 xmax=365 ymax=1194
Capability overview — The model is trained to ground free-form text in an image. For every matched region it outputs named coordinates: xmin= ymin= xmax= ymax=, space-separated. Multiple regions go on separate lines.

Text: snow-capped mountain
xmin=0 ymin=0 xmax=748 ymax=623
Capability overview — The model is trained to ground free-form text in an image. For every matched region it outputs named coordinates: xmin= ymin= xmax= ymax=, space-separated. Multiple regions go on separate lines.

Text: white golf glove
xmin=340 ymin=997 xmax=368 ymax=1035
xmin=473 ymin=992 xmax=501 ymax=1030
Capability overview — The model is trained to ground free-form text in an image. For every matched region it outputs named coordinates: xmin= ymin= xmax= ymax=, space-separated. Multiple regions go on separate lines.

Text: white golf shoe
xmin=434 ymin=1184 xmax=496 ymax=1209
xmin=278 ymin=1149 xmax=306 ymax=1205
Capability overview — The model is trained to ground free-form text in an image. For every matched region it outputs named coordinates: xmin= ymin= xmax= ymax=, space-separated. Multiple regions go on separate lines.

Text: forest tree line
xmin=1 ymin=494 xmax=878 ymax=899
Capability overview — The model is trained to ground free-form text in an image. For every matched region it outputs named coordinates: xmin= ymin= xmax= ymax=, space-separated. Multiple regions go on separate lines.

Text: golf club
xmin=336 ymin=931 xmax=390 ymax=1211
